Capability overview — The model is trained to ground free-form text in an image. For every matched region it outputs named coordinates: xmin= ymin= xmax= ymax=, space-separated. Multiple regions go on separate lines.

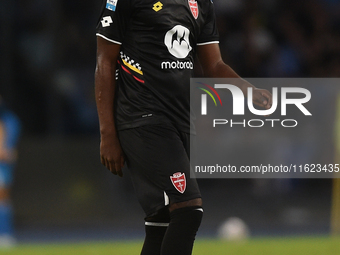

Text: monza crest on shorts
xmin=170 ymin=172 xmax=186 ymax=193
xmin=188 ymin=0 xmax=199 ymax=19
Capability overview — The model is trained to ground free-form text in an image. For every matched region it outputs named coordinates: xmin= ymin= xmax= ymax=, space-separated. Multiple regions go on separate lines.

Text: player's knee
xmin=168 ymin=199 xmax=203 ymax=231
xmin=169 ymin=198 xmax=202 ymax=212
xmin=169 ymin=198 xmax=203 ymax=233
xmin=145 ymin=206 xmax=170 ymax=224
xmin=159 ymin=206 xmax=203 ymax=255
xmin=169 ymin=205 xmax=203 ymax=234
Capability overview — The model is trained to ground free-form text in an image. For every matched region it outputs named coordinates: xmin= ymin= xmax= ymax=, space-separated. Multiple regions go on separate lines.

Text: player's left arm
xmin=197 ymin=43 xmax=272 ymax=109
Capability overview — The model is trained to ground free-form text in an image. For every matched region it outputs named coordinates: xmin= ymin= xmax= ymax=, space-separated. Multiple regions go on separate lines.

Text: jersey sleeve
xmin=96 ymin=0 xmax=133 ymax=44
xmin=197 ymin=0 xmax=219 ymax=45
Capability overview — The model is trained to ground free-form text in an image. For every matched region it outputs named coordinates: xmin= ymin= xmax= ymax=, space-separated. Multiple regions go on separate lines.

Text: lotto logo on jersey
xmin=170 ymin=172 xmax=186 ymax=194
xmin=188 ymin=0 xmax=199 ymax=19
xmin=106 ymin=0 xmax=118 ymax=11
xmin=101 ymin=16 xmax=113 ymax=27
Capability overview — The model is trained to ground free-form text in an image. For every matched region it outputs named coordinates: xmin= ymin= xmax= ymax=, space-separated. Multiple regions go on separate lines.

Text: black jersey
xmin=96 ymin=0 xmax=219 ymax=133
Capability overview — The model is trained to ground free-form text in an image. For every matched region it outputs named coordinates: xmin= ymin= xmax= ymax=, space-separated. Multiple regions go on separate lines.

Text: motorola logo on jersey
xmin=164 ymin=25 xmax=192 ymax=59
xmin=161 ymin=60 xmax=193 ymax=70
xmin=162 ymin=25 xmax=193 ymax=69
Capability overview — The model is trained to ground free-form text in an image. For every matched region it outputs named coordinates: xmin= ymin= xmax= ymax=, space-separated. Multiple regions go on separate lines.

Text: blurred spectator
xmin=0 ymin=96 xmax=21 ymax=247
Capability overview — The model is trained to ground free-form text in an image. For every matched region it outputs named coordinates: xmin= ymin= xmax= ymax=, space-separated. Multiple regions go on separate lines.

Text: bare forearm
xmin=210 ymin=60 xmax=256 ymax=96
xmin=95 ymin=37 xmax=121 ymax=137
xmin=197 ymin=43 xmax=272 ymax=108
xmin=95 ymin=38 xmax=125 ymax=176
xmin=197 ymin=44 xmax=255 ymax=95
xmin=95 ymin=61 xmax=117 ymax=136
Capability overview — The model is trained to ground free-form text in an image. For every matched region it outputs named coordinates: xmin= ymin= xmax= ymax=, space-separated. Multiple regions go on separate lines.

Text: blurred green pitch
xmin=1 ymin=237 xmax=339 ymax=255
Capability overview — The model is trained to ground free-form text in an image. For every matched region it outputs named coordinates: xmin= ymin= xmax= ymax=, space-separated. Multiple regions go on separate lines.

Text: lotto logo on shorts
xmin=170 ymin=172 xmax=186 ymax=193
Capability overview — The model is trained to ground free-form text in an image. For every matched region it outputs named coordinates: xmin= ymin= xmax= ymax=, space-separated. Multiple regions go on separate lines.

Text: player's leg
xmin=0 ymin=168 xmax=15 ymax=247
xmin=160 ymin=198 xmax=203 ymax=255
xmin=140 ymin=207 xmax=170 ymax=255
xmin=119 ymin=124 xmax=202 ymax=255
xmin=140 ymin=199 xmax=203 ymax=255
xmin=118 ymin=125 xmax=172 ymax=255
xmin=0 ymin=188 xmax=13 ymax=237
xmin=159 ymin=129 xmax=202 ymax=255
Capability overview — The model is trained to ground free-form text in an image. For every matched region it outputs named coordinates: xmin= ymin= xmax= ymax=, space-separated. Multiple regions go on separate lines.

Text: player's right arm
xmin=95 ymin=37 xmax=124 ymax=177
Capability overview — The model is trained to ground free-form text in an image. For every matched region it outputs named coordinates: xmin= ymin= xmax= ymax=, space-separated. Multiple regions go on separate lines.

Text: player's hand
xmin=100 ymin=134 xmax=125 ymax=177
xmin=252 ymin=88 xmax=272 ymax=110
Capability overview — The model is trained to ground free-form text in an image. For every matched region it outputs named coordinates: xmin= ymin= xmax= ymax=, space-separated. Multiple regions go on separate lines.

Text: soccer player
xmin=0 ymin=97 xmax=21 ymax=247
xmin=95 ymin=0 xmax=272 ymax=254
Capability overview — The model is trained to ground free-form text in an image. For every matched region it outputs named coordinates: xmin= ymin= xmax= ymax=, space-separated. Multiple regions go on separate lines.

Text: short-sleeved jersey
xmin=96 ymin=0 xmax=219 ymax=133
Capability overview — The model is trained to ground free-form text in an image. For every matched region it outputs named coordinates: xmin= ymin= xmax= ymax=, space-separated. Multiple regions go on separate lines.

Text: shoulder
xmin=197 ymin=0 xmax=216 ymax=16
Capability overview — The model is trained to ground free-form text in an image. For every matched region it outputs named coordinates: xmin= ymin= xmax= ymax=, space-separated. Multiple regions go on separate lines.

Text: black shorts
xmin=118 ymin=124 xmax=201 ymax=217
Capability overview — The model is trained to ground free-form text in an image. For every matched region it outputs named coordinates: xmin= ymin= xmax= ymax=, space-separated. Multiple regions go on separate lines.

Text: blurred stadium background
xmin=0 ymin=0 xmax=340 ymax=251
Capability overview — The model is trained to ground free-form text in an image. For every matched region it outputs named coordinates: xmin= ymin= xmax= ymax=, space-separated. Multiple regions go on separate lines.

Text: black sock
xmin=161 ymin=206 xmax=203 ymax=255
xmin=141 ymin=222 xmax=168 ymax=255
